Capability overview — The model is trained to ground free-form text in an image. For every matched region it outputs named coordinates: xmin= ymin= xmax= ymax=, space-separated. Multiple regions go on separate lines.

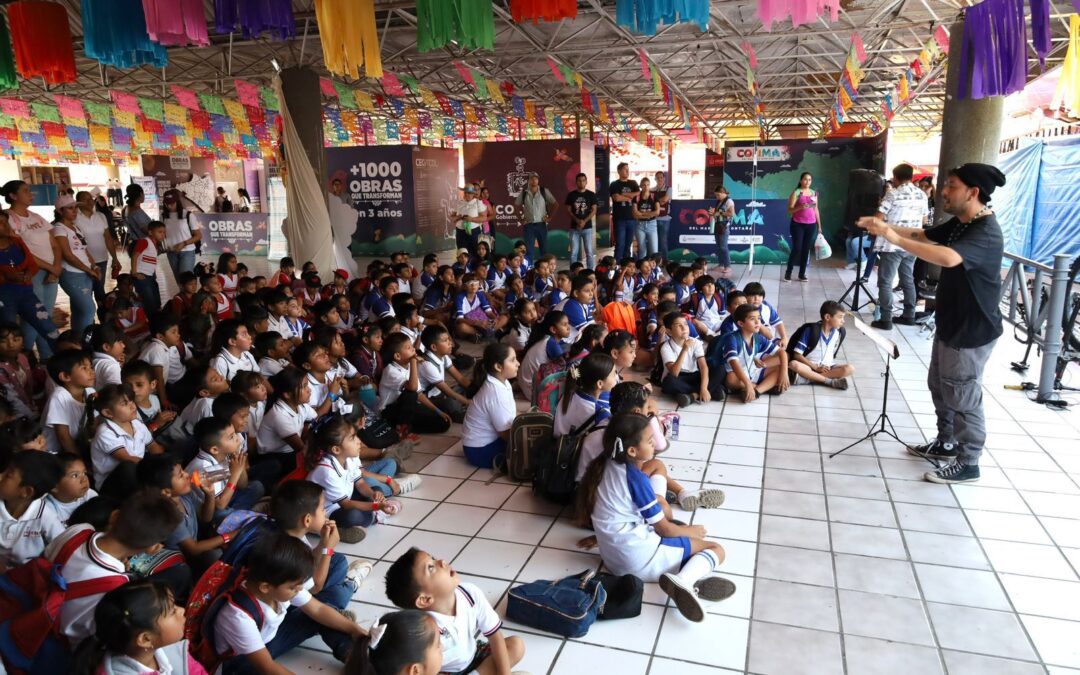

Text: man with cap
xmin=515 ymin=172 xmax=557 ymax=261
xmin=859 ymin=162 xmax=1007 ymax=485
xmin=451 ymin=185 xmax=486 ymax=256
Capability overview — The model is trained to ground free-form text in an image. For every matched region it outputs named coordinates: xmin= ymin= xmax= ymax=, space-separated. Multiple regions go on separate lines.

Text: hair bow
xmin=569 ymin=364 xmax=581 ymax=380
xmin=611 ymin=437 xmax=624 ymax=459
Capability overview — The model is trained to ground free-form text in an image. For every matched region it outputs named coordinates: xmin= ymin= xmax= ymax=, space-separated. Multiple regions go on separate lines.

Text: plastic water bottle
xmin=671 ymin=414 xmax=680 ymax=440
xmin=190 ymin=463 xmax=230 ymax=489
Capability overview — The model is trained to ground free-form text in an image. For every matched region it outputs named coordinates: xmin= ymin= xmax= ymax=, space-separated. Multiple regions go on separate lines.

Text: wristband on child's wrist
xmin=221 ymin=531 xmax=231 ymax=544
xmin=321 ymin=547 xmax=334 ymax=556
xmin=372 ymin=501 xmax=381 ymax=512
xmin=225 ymin=482 xmax=235 ymax=492
xmin=383 ymin=475 xmax=393 ymax=485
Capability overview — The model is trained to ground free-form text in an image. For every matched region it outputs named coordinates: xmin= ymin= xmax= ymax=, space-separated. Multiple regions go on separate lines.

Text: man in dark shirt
xmin=859 ymin=162 xmax=1006 ymax=485
xmin=608 ymin=162 xmax=639 ymax=261
xmin=565 ymin=172 xmax=598 ymax=270
xmin=654 ymin=171 xmax=672 ymax=261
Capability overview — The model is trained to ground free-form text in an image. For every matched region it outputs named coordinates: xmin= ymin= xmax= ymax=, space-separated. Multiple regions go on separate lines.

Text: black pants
xmin=786 ymin=221 xmax=816 ymax=279
xmin=383 ymin=390 xmax=452 ymax=434
xmin=661 ymin=371 xmax=725 ymax=399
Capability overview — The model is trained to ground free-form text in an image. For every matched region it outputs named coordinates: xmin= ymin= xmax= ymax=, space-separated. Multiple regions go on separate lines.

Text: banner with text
xmin=667 ymin=199 xmax=791 ymax=264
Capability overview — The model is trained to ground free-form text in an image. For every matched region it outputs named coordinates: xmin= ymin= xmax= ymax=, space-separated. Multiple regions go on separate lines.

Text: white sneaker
xmin=346 ymin=559 xmax=374 ymax=590
xmin=845 ymin=262 xmax=857 ymax=270
xmin=395 ymin=473 xmax=423 ymax=494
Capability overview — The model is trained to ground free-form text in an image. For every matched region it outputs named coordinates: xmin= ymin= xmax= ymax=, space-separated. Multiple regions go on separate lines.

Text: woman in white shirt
xmin=75 ymin=190 xmax=120 ymax=310
xmin=2 ymin=179 xmax=61 ymax=357
xmin=52 ymin=194 xmax=100 ymax=334
xmin=461 ymin=343 xmax=519 ymax=469
xmin=160 ymin=189 xmax=202 ymax=279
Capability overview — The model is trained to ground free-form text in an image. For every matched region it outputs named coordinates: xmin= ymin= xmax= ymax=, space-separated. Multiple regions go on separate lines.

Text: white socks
xmin=676 ymin=549 xmax=721 ymax=586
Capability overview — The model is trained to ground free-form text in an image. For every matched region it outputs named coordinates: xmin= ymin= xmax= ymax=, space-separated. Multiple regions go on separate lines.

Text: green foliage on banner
xmin=31 ymin=103 xmax=60 ymax=123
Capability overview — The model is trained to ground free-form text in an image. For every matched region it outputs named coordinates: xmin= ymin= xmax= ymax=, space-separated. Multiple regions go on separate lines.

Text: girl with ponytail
xmin=553 ymin=352 xmax=615 ymax=439
xmin=73 ymin=580 xmax=202 ymax=675
xmin=344 ymin=610 xmax=442 ymax=675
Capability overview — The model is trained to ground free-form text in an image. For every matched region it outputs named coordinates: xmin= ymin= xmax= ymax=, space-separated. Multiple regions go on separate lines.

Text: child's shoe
xmin=678 ymin=489 xmax=726 ymax=511
xmin=395 ymin=474 xmax=423 ymax=494
xmin=346 ymin=559 xmax=374 ymax=590
xmin=694 ymin=576 xmax=737 ymax=601
xmin=659 ymin=573 xmax=706 ymax=622
xmin=378 ymin=498 xmax=403 ymax=515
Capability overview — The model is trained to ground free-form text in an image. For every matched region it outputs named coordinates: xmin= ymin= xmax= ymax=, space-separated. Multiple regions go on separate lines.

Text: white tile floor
xmin=60 ymin=253 xmax=1080 ymax=674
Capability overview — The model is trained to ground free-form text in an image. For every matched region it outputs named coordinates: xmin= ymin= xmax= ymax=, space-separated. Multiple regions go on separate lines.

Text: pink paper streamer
xmin=639 ymin=49 xmax=650 ymax=79
xmin=320 ymin=77 xmax=338 ymax=97
xmin=53 ymin=94 xmax=85 ymax=119
xmin=142 ymin=0 xmax=209 ymax=46
xmin=234 ymin=79 xmax=261 ymax=107
xmin=757 ymin=0 xmax=838 ymax=31
xmin=0 ymin=98 xmax=30 ymax=118
xmin=110 ymin=90 xmax=142 ymax=114
xmin=382 ymin=72 xmax=406 ymax=97
xmin=170 ymin=85 xmax=201 ymax=110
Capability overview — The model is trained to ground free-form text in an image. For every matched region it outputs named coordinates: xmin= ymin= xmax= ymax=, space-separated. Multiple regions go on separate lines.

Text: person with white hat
xmin=451 ymin=185 xmax=486 ymax=256
xmin=52 ymin=194 xmax=100 ymax=334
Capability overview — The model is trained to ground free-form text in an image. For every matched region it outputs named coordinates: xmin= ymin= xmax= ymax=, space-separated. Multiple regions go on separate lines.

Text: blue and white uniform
xmin=674 ymin=284 xmax=692 ymax=307
xmin=562 ymin=298 xmax=594 ymax=342
xmin=614 ymin=275 xmax=635 ymax=303
xmin=454 ymin=291 xmax=494 ymax=320
xmin=549 ymin=288 xmax=567 ymax=307
xmin=366 ymin=290 xmax=394 ymax=319
xmin=532 ymin=275 xmax=553 ymax=301
xmin=553 ymin=391 xmax=611 ymax=437
xmin=692 ymin=293 xmax=726 ymax=335
xmin=755 ymin=300 xmax=783 ymax=330
xmin=487 ymin=267 xmax=511 ymax=291
xmin=722 ymin=331 xmax=779 ymax=383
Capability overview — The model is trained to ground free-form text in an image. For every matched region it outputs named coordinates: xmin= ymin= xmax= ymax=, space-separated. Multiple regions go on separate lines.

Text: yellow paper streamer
xmin=1052 ymin=15 xmax=1080 ymax=117
xmin=315 ymin=0 xmax=383 ymax=79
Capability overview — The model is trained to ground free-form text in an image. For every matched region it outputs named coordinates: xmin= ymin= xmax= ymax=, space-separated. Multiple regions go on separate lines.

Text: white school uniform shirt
xmin=213 ymin=580 xmax=312 ymax=658
xmin=660 ymin=337 xmax=705 ymax=375
xmin=501 ymin=324 xmax=531 ymax=352
xmin=418 ymin=352 xmax=453 ymax=398
xmin=179 ymin=396 xmax=215 ymax=432
xmin=186 ymin=450 xmax=227 ymax=497
xmin=259 ymin=356 xmax=289 ymax=378
xmin=210 ymin=349 xmax=258 ymax=382
xmin=693 ymin=294 xmax=725 ymax=334
xmin=43 ymin=386 xmax=95 ymax=454
xmin=45 ymin=489 xmax=98 ymax=526
xmin=462 ymin=375 xmax=515 ymax=447
xmin=0 ymin=495 xmax=64 ymax=567
xmin=249 ymin=400 xmax=266 ymax=432
xmin=307 ymin=454 xmax=363 ymax=515
xmin=794 ymin=327 xmax=841 ymax=368
xmin=256 ymin=400 xmax=316 ymax=454
xmin=576 ymin=422 xmax=609 ymax=482
xmin=429 ymin=583 xmax=503 ymax=673
xmin=48 ymin=525 xmax=127 ymax=642
xmin=140 ymin=338 xmax=187 ymax=384
xmin=755 ymin=300 xmax=783 ymax=328
xmin=92 ymin=353 xmax=122 ymax=387
xmin=329 ymin=357 xmax=358 ymax=382
xmin=91 ymin=418 xmax=153 ymax=486
xmin=553 ymin=392 xmax=611 ymax=438
xmin=377 ymin=361 xmax=410 ymax=411
xmin=267 ymin=313 xmax=292 ymax=339
xmin=591 ymin=461 xmax=667 ymax=578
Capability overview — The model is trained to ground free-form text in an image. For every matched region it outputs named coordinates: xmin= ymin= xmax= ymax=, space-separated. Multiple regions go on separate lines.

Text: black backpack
xmin=532 ymin=410 xmax=603 ymax=504
xmin=786 ymin=322 xmax=846 ymax=360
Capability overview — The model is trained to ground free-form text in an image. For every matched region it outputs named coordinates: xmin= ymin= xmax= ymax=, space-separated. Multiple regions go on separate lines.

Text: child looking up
xmin=123 ymin=359 xmax=177 ymax=436
xmin=722 ymin=303 xmax=789 ymax=402
xmin=90 ymin=323 xmax=126 ymax=388
xmin=385 ymin=547 xmax=524 ymax=675
xmin=232 ymin=371 xmax=267 ymax=457
xmin=209 ymin=319 xmax=258 ymax=382
xmin=43 ymin=349 xmax=97 ymax=454
xmin=256 ymin=331 xmax=291 ymax=378
xmin=0 ymin=451 xmax=64 ymax=568
xmin=788 ymin=300 xmax=854 ymax=390
xmin=91 ymin=383 xmax=161 ymax=495
xmin=581 ymin=414 xmax=731 ymax=622
xmin=378 ymin=333 xmax=453 ymax=435
xmin=46 ymin=452 xmax=96 ymax=525
xmin=265 ymin=290 xmax=302 ymax=347
xmin=177 ymin=365 xmax=230 ymax=434
xmin=453 ymin=273 xmax=500 ymax=342
xmin=418 ymin=326 xmax=472 ymax=423
xmin=139 ymin=313 xmax=187 ymax=408
xmin=461 ymin=344 xmax=518 ymax=469
xmin=659 ymin=312 xmax=724 ymax=407
xmin=295 ymin=342 xmax=345 ymax=418
xmin=499 ymin=297 xmax=536 ymax=355
xmin=690 ymin=275 xmax=725 ymax=337
xmin=186 ymin=416 xmax=260 ymax=514
xmin=256 ymin=367 xmax=316 ymax=476
xmin=717 ymin=290 xmax=746 ymax=336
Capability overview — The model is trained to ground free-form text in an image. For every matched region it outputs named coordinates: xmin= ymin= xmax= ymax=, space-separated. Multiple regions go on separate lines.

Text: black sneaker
xmin=907 ymin=439 xmax=958 ymax=460
xmin=675 ymin=393 xmax=694 ymax=408
xmin=894 ymin=316 xmax=918 ymax=326
xmin=925 ymin=459 xmax=980 ymax=484
xmin=870 ymin=319 xmax=893 ymax=330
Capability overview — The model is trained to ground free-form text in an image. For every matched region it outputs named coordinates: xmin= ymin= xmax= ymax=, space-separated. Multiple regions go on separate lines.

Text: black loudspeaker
xmin=843 ymin=169 xmax=885 ymax=237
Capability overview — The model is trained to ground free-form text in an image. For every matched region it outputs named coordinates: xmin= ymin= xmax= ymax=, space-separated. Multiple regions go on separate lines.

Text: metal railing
xmin=999 ymin=252 xmax=1073 ymax=402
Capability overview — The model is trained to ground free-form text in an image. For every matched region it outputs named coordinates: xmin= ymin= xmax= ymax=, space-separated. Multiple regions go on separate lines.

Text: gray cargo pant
xmin=876 ymin=250 xmax=917 ymax=320
xmin=927 ymin=337 xmax=996 ymax=465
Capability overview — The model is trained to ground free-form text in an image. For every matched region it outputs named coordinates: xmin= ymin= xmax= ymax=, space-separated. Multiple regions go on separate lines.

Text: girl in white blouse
xmin=461 ymin=343 xmax=519 ymax=469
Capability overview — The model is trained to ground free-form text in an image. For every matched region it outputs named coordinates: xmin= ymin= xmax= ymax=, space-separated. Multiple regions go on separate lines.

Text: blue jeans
xmin=875 ymin=250 xmax=917 ymax=320
xmin=220 ymin=606 xmax=353 ymax=673
xmin=569 ymin=227 xmax=595 ymax=269
xmin=785 ymin=221 xmax=816 ymax=279
xmin=714 ymin=228 xmax=730 ymax=268
xmin=522 ymin=222 xmax=548 ymax=261
xmin=614 ymin=219 xmax=636 ymax=260
xmin=166 ymin=250 xmax=196 ymax=280
xmin=362 ymin=458 xmax=397 ymax=497
xmin=316 ymin=551 xmax=357 ymax=610
xmin=635 ymin=219 xmax=658 ymax=257
xmin=133 ymin=273 xmax=161 ymax=313
xmin=860 ymin=249 xmax=878 ymax=279
xmin=0 ymin=283 xmax=58 ymax=356
xmin=657 ymin=217 xmax=671 ymax=261
xmin=59 ymin=270 xmax=96 ymax=335
xmin=22 ymin=270 xmax=57 ymax=358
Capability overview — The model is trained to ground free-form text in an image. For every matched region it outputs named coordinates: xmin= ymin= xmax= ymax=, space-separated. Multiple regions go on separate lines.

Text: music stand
xmin=829 ymin=314 xmax=934 ymax=466
xmin=838 ymin=233 xmax=877 ymax=313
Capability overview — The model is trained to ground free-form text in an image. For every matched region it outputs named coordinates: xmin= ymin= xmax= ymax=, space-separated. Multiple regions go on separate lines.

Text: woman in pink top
xmin=785 ymin=172 xmax=823 ymax=282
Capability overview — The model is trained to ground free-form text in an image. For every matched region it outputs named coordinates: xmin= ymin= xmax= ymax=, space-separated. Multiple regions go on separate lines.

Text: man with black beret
xmin=859 ymin=162 xmax=1006 ymax=485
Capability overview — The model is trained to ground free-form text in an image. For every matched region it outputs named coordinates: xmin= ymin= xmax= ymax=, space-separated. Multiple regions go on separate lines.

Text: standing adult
xmin=872 ymin=164 xmax=928 ymax=329
xmin=123 ymin=183 xmax=152 ymax=255
xmin=451 ymin=185 xmax=486 ymax=255
xmin=654 ymin=171 xmax=672 ymax=261
xmin=565 ymin=172 xmax=598 ymax=269
xmin=709 ymin=185 xmax=736 ymax=278
xmin=2 ymin=180 xmax=61 ymax=357
xmin=237 ymin=188 xmax=253 ymax=212
xmin=76 ymin=190 xmax=121 ymax=310
xmin=608 ymin=163 xmax=640 ymax=260
xmin=859 ymin=163 xmax=1006 ymax=485
xmin=632 ymin=177 xmax=660 ymax=257
xmin=515 ymin=173 xmax=556 ymax=261
xmin=214 ymin=186 xmax=233 ymax=212
xmin=0 ymin=211 xmax=59 ymax=352
xmin=479 ymin=186 xmax=495 ymax=250
xmin=161 ymin=189 xmax=202 ymax=279
xmin=785 ymin=172 xmax=821 ymax=282
xmin=52 ymin=195 xmax=99 ymax=335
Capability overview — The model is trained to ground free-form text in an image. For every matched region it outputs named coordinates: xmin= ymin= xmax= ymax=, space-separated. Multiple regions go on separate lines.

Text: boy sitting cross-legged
xmin=787 ymin=300 xmax=854 ymax=390
xmin=722 ymin=304 xmax=789 ymax=402
xmin=385 ymin=547 xmax=525 ymax=675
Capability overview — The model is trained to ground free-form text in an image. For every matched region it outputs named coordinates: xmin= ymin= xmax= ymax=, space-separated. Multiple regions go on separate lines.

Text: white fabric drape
xmin=273 ymin=74 xmax=337 ymax=274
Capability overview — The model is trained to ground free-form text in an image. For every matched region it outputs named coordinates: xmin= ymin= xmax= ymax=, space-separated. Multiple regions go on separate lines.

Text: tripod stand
xmin=838 ymin=232 xmax=877 ymax=313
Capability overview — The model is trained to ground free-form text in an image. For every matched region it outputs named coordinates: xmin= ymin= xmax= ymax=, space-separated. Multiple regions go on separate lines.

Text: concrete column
xmin=934 ymin=16 xmax=1004 ymax=220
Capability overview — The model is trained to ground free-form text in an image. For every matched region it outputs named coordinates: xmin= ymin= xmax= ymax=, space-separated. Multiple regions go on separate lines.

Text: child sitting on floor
xmin=659 ymin=312 xmax=724 ymax=407
xmin=0 ymin=451 xmax=64 ymax=569
xmin=787 ymin=300 xmax=854 ymax=390
xmin=721 ymin=304 xmax=789 ymax=402
xmin=461 ymin=343 xmax=518 ymax=469
xmin=378 ymin=333 xmax=452 ymax=436
xmin=418 ymin=326 xmax=472 ymax=424
xmin=43 ymin=349 xmax=97 ymax=454
xmin=744 ymin=281 xmax=787 ymax=346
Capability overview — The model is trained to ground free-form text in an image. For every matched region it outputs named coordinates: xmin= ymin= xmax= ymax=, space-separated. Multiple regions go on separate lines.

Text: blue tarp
xmin=1029 ymin=137 xmax=1080 ymax=264
xmin=996 ymin=139 xmax=1042 ymax=259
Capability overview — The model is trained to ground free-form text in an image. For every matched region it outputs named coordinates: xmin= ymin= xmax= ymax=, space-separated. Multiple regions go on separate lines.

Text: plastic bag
xmin=814 ymin=233 xmax=833 ymax=260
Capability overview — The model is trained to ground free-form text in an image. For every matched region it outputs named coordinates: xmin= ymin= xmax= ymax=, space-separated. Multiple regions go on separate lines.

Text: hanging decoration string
xmin=142 ymin=0 xmax=210 ymax=47
xmin=0 ymin=13 xmax=18 ymax=91
xmin=7 ymin=1 xmax=77 ymax=85
xmin=215 ymin=0 xmax=296 ymax=40
xmin=82 ymin=0 xmax=167 ymax=69
xmin=510 ymin=0 xmax=578 ymax=23
xmin=315 ymin=0 xmax=383 ymax=79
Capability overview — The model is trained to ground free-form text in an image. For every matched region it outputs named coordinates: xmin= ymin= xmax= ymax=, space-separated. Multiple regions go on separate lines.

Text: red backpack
xmin=0 ymin=527 xmax=128 ymax=674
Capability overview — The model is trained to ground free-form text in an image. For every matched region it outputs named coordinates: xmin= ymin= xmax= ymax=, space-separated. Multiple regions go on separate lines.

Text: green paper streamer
xmin=0 ymin=113 xmax=13 ymax=128
xmin=198 ymin=93 xmax=226 ymax=115
xmin=86 ymin=101 xmax=112 ymax=125
xmin=139 ymin=97 xmax=164 ymax=121
xmin=0 ymin=14 xmax=17 ymax=91
xmin=416 ymin=0 xmax=494 ymax=52
xmin=260 ymin=86 xmax=279 ymax=111
xmin=401 ymin=75 xmax=419 ymax=93
xmin=31 ymin=103 xmax=61 ymax=123
xmin=333 ymin=83 xmax=357 ymax=109
xmin=472 ymin=71 xmax=488 ymax=99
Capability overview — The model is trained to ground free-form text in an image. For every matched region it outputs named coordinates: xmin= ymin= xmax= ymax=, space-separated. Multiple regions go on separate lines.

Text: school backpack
xmin=506 ymin=569 xmax=606 ymax=638
xmin=503 ymin=409 xmax=553 ymax=482
xmin=185 ymin=515 xmax=276 ymax=672
xmin=0 ymin=527 xmax=128 ymax=675
xmin=532 ymin=410 xmax=603 ymax=504
xmin=785 ymin=322 xmax=846 ymax=360
xmin=531 ymin=351 xmax=586 ymax=414
xmin=600 ymin=300 xmax=638 ymax=336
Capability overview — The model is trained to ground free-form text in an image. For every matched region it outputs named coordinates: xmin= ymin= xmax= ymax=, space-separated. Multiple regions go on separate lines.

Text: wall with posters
xmin=721 ymin=136 xmax=886 ymax=260
xmin=461 ymin=139 xmax=595 ymax=256
xmin=193 ymin=213 xmax=268 ymax=256
xmin=325 ymin=145 xmax=458 ymax=256
xmin=666 ymin=198 xmax=791 ymax=264
xmin=140 ymin=155 xmax=216 ymax=215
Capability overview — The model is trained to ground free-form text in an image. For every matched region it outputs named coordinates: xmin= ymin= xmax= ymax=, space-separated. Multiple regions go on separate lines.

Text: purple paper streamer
xmin=1029 ymin=0 xmax=1050 ymax=67
xmin=959 ymin=0 xmax=1027 ymax=99
xmin=215 ymin=0 xmax=296 ymax=40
